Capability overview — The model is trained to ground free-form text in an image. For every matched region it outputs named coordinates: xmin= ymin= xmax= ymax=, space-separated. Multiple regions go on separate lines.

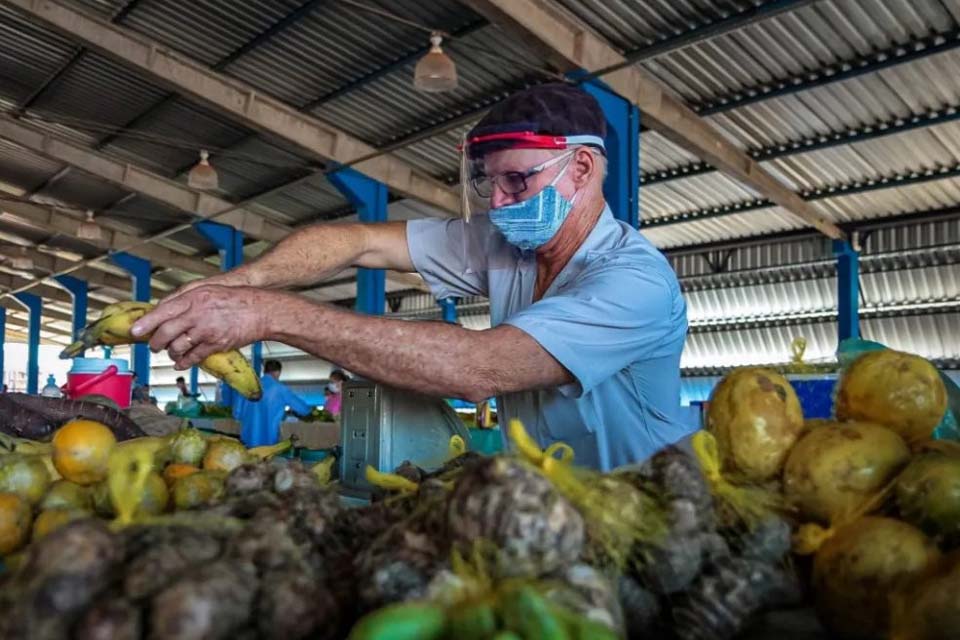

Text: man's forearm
xmin=266 ymin=293 xmax=571 ymax=402
xmin=231 ymin=224 xmax=368 ymax=290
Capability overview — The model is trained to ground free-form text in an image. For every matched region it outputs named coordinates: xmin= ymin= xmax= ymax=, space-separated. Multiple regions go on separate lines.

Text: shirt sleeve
xmin=406 ymin=218 xmax=489 ymax=299
xmin=504 ymin=255 xmax=687 ymax=397
xmin=282 ymin=385 xmax=313 ymax=417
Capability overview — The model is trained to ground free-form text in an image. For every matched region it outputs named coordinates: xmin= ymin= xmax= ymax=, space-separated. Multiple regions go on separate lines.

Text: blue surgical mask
xmin=488 ymin=154 xmax=577 ymax=251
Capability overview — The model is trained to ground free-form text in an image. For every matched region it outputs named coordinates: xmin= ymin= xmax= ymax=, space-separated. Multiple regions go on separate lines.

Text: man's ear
xmin=572 ymin=147 xmax=596 ymax=186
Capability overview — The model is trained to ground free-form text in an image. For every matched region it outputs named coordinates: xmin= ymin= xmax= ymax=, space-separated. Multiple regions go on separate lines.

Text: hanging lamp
xmin=187 ymin=150 xmax=219 ymax=190
xmin=10 ymin=246 xmax=33 ymax=270
xmin=414 ymin=32 xmax=458 ymax=93
xmin=77 ymin=209 xmax=102 ymax=241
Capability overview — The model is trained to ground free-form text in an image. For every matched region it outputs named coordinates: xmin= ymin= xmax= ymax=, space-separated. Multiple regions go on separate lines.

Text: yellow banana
xmin=199 ymin=350 xmax=262 ymax=402
xmin=247 ymin=439 xmax=293 ymax=460
xmin=311 ymin=456 xmax=336 ymax=485
xmin=59 ymin=302 xmax=262 ymax=400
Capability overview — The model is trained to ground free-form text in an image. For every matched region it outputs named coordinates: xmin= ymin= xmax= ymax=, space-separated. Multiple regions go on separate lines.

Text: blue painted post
xmin=582 ymin=80 xmax=641 ymax=228
xmin=195 ymin=220 xmax=256 ymax=408
xmin=252 ymin=341 xmax=263 ymax=376
xmin=0 ymin=308 xmax=5 ymax=389
xmin=110 ymin=252 xmax=152 ymax=386
xmin=328 ymin=168 xmax=388 ymax=315
xmin=834 ymin=239 xmax=860 ymax=343
xmin=53 ymin=275 xmax=89 ymax=350
xmin=13 ymin=293 xmax=41 ymax=394
xmin=439 ymin=298 xmax=458 ymax=324
xmin=189 ymin=366 xmax=199 ymax=396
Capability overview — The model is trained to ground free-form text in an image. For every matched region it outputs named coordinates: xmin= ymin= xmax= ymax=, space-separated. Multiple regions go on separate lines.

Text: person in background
xmin=235 ymin=359 xmax=312 ymax=447
xmin=175 ymin=376 xmax=191 ymax=398
xmin=1 ymin=384 xmax=7 ymax=393
xmin=323 ymin=369 xmax=348 ymax=418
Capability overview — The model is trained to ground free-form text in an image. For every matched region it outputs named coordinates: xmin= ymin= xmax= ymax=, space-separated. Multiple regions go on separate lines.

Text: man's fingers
xmin=167 ymin=334 xmax=194 ymax=360
xmin=131 ymin=296 xmax=191 ymax=338
xmin=175 ymin=342 xmax=218 ymax=370
xmin=147 ymin=316 xmax=195 ymax=353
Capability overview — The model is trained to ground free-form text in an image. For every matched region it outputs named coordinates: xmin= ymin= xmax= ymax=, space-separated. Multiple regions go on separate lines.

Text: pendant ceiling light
xmin=10 ymin=246 xmax=33 ymax=270
xmin=77 ymin=209 xmax=102 ymax=241
xmin=414 ymin=32 xmax=458 ymax=93
xmin=187 ymin=149 xmax=219 ymax=190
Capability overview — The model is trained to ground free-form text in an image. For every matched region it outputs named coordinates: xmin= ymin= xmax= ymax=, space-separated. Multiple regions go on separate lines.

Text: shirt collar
xmin=542 ymin=204 xmax=620 ymax=295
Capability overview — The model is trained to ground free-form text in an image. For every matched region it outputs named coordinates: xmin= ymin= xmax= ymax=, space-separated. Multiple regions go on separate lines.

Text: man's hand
xmin=163 ymin=270 xmax=251 ymax=304
xmin=131 ymin=285 xmax=274 ymax=370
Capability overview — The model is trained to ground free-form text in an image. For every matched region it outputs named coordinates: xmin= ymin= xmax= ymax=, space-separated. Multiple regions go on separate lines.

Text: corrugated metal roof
xmin=682 ymin=311 xmax=960 ymax=370
xmin=0 ymin=0 xmax=955 ymax=372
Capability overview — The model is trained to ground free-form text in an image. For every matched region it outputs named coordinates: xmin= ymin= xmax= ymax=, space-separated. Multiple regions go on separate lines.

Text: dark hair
xmin=175 ymin=376 xmax=185 ymax=384
xmin=264 ymin=359 xmax=282 ymax=374
xmin=329 ymin=369 xmax=348 ymax=382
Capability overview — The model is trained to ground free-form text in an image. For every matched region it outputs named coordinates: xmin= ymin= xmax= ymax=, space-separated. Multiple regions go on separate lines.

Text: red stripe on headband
xmin=465 ymin=131 xmax=569 ymax=149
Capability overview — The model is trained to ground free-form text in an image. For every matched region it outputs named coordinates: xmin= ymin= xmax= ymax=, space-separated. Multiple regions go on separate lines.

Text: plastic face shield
xmin=456 ymin=131 xmax=606 ymax=273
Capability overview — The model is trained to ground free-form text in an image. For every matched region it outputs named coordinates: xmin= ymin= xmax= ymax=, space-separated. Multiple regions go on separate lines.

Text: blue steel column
xmin=53 ymin=275 xmax=89 ymax=350
xmin=582 ymin=80 xmax=641 ymax=228
xmin=189 ymin=365 xmax=199 ymax=396
xmin=328 ymin=168 xmax=388 ymax=315
xmin=13 ymin=293 xmax=41 ymax=394
xmin=439 ymin=298 xmax=458 ymax=324
xmin=0 ymin=308 xmax=5 ymax=390
xmin=834 ymin=240 xmax=860 ymax=342
xmin=110 ymin=252 xmax=151 ymax=386
xmin=195 ymin=220 xmax=250 ymax=408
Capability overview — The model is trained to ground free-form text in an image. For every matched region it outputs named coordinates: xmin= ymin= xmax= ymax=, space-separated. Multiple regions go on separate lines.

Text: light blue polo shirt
xmin=406 ymin=206 xmax=692 ymax=470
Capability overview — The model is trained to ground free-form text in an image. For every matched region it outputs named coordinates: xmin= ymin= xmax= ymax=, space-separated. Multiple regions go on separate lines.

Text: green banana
xmin=499 ymin=586 xmax=569 ymax=640
xmin=446 ymin=602 xmax=498 ymax=640
xmin=348 ymin=602 xmax=446 ymax=640
xmin=60 ymin=301 xmax=262 ymax=400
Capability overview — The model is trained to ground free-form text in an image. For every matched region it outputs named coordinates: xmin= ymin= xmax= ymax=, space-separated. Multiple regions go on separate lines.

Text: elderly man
xmin=132 ymin=83 xmax=690 ymax=470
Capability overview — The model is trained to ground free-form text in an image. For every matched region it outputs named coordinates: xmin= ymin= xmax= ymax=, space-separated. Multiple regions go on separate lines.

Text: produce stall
xmin=0 ymin=346 xmax=957 ymax=640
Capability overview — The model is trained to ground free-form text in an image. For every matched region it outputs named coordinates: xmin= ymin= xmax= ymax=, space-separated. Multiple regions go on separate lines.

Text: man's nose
xmin=490 ymin=183 xmax=515 ymax=209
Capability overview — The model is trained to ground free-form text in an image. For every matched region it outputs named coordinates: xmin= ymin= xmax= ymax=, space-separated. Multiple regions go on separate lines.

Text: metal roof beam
xmin=13 ymin=0 xmax=143 ymax=113
xmin=590 ymin=0 xmax=817 ymax=78
xmin=0 ymin=197 xmax=218 ymax=279
xmin=1 ymin=314 xmax=72 ymax=343
xmin=643 ymin=106 xmax=960 ymax=185
xmin=0 ymin=242 xmax=166 ymax=297
xmin=463 ymin=0 xmax=844 ymax=240
xmin=93 ymin=0 xmax=336 ymax=151
xmin=647 ymin=163 xmax=960 ymax=228
xmin=0 ymin=114 xmax=294 ymax=245
xmin=4 ymin=0 xmax=459 ymax=216
xmin=0 ymin=122 xmax=428 ymax=295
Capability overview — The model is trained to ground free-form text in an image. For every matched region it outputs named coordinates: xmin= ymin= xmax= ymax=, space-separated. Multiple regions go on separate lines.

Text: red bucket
xmin=65 ymin=358 xmax=134 ymax=409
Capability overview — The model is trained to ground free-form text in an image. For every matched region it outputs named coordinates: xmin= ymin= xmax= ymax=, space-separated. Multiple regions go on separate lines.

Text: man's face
xmin=481 ymin=148 xmax=575 ymax=209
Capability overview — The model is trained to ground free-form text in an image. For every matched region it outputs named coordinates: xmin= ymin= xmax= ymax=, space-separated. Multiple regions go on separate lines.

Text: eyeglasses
xmin=470 ymin=152 xmax=572 ymax=199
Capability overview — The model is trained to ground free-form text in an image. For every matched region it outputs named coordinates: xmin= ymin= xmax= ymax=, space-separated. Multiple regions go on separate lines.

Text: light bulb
xmin=10 ymin=246 xmax=33 ymax=270
xmin=77 ymin=209 xmax=102 ymax=241
xmin=414 ymin=33 xmax=457 ymax=93
xmin=188 ymin=149 xmax=219 ymax=190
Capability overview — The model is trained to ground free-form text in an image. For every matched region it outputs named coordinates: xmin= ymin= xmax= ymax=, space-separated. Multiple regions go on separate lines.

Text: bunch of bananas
xmin=60 ymin=302 xmax=262 ymax=401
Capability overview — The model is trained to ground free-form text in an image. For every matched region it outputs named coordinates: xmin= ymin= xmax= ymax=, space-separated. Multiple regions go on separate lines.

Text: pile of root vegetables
xmin=0 ymin=347 xmax=958 ymax=640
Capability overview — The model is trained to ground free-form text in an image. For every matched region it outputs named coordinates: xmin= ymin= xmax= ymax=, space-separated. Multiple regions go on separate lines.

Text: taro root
xmin=149 ymin=559 xmax=258 ymax=640
xmin=446 ymin=457 xmax=585 ymax=578
xmin=0 ymin=519 xmax=124 ymax=640
xmin=74 ymin=597 xmax=142 ymax=640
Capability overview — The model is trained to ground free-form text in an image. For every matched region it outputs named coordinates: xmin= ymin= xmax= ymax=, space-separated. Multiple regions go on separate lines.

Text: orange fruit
xmin=162 ymin=463 xmax=200 ymax=487
xmin=52 ymin=420 xmax=117 ymax=485
xmin=0 ymin=492 xmax=32 ymax=555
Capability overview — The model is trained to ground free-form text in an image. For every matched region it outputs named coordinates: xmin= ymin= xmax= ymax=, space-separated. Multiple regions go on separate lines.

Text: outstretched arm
xmin=131 ymin=286 xmax=572 ymax=403
xmin=177 ymin=221 xmax=414 ymax=293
